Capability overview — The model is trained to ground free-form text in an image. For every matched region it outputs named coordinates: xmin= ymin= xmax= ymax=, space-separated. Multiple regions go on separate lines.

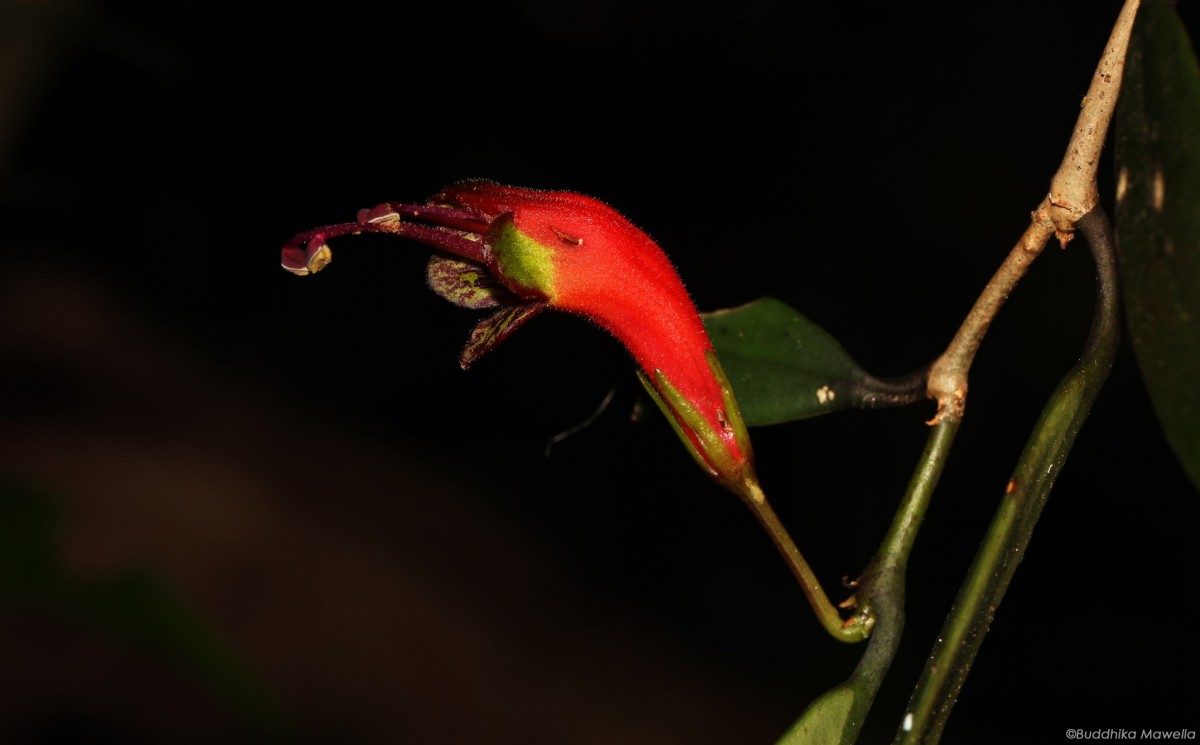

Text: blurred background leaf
xmin=0 ymin=481 xmax=287 ymax=739
xmin=1115 ymin=0 xmax=1200 ymax=492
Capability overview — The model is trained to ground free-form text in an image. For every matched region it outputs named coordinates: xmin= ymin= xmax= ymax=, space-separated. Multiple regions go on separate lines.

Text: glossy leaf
xmin=1115 ymin=0 xmax=1200 ymax=492
xmin=704 ymin=297 xmax=920 ymax=426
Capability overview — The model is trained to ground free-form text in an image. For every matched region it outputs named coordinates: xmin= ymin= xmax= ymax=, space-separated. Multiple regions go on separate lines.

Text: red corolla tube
xmin=281 ymin=180 xmax=762 ymax=502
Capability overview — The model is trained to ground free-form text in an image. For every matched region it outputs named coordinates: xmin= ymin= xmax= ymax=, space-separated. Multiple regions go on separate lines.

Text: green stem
xmin=745 ymin=489 xmax=868 ymax=643
xmin=870 ymin=421 xmax=959 ymax=579
xmin=895 ymin=207 xmax=1120 ymax=744
xmin=854 ymin=364 xmax=931 ymax=410
xmin=775 ymin=420 xmax=958 ymax=745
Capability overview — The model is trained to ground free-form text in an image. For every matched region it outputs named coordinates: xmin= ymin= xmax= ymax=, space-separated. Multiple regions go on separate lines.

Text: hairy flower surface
xmin=282 ymin=181 xmax=760 ymax=500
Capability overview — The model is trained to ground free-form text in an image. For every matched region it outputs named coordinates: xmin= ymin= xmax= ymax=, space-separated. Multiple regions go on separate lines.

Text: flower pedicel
xmin=281 ymin=180 xmax=868 ymax=639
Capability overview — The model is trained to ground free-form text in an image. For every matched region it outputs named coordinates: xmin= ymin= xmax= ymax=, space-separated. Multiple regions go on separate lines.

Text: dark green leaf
xmin=1115 ymin=0 xmax=1200 ymax=492
xmin=704 ymin=297 xmax=922 ymax=426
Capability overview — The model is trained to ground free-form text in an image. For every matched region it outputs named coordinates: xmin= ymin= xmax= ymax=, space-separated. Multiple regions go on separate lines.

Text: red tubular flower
xmin=281 ymin=180 xmax=761 ymax=502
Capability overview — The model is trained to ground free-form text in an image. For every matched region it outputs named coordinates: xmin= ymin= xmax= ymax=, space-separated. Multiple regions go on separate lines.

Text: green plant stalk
xmin=746 ymin=495 xmax=871 ymax=643
xmin=870 ymin=421 xmax=960 ymax=582
xmin=849 ymin=420 xmax=961 ymax=696
xmin=895 ymin=208 xmax=1120 ymax=744
xmin=775 ymin=420 xmax=958 ymax=745
xmin=641 ymin=350 xmax=868 ymax=643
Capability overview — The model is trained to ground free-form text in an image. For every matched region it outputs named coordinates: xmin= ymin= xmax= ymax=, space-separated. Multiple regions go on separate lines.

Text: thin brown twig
xmin=926 ymin=0 xmax=1140 ymax=423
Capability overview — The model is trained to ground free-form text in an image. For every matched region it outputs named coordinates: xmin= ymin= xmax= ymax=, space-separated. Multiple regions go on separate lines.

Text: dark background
xmin=2 ymin=1 xmax=1197 ymax=743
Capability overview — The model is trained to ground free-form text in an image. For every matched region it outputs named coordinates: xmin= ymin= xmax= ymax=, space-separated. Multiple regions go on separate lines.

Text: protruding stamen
xmin=376 ymin=221 xmax=490 ymax=263
xmin=357 ymin=204 xmax=401 ymax=225
xmin=281 ymin=201 xmax=494 ymax=275
xmin=282 ymin=233 xmax=335 ymax=276
xmin=369 ymin=202 xmax=491 ymax=233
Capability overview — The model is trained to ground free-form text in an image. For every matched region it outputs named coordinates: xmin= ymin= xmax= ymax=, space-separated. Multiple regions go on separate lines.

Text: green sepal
xmin=459 ymin=302 xmax=547 ymax=370
xmin=638 ymin=369 xmax=720 ymax=478
xmin=638 ymin=351 xmax=759 ymax=501
xmin=707 ymin=349 xmax=754 ymax=459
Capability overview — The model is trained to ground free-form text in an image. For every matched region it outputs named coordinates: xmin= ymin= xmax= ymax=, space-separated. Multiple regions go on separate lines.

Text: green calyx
xmin=489 ymin=217 xmax=557 ymax=299
xmin=638 ymin=350 xmax=761 ymax=504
